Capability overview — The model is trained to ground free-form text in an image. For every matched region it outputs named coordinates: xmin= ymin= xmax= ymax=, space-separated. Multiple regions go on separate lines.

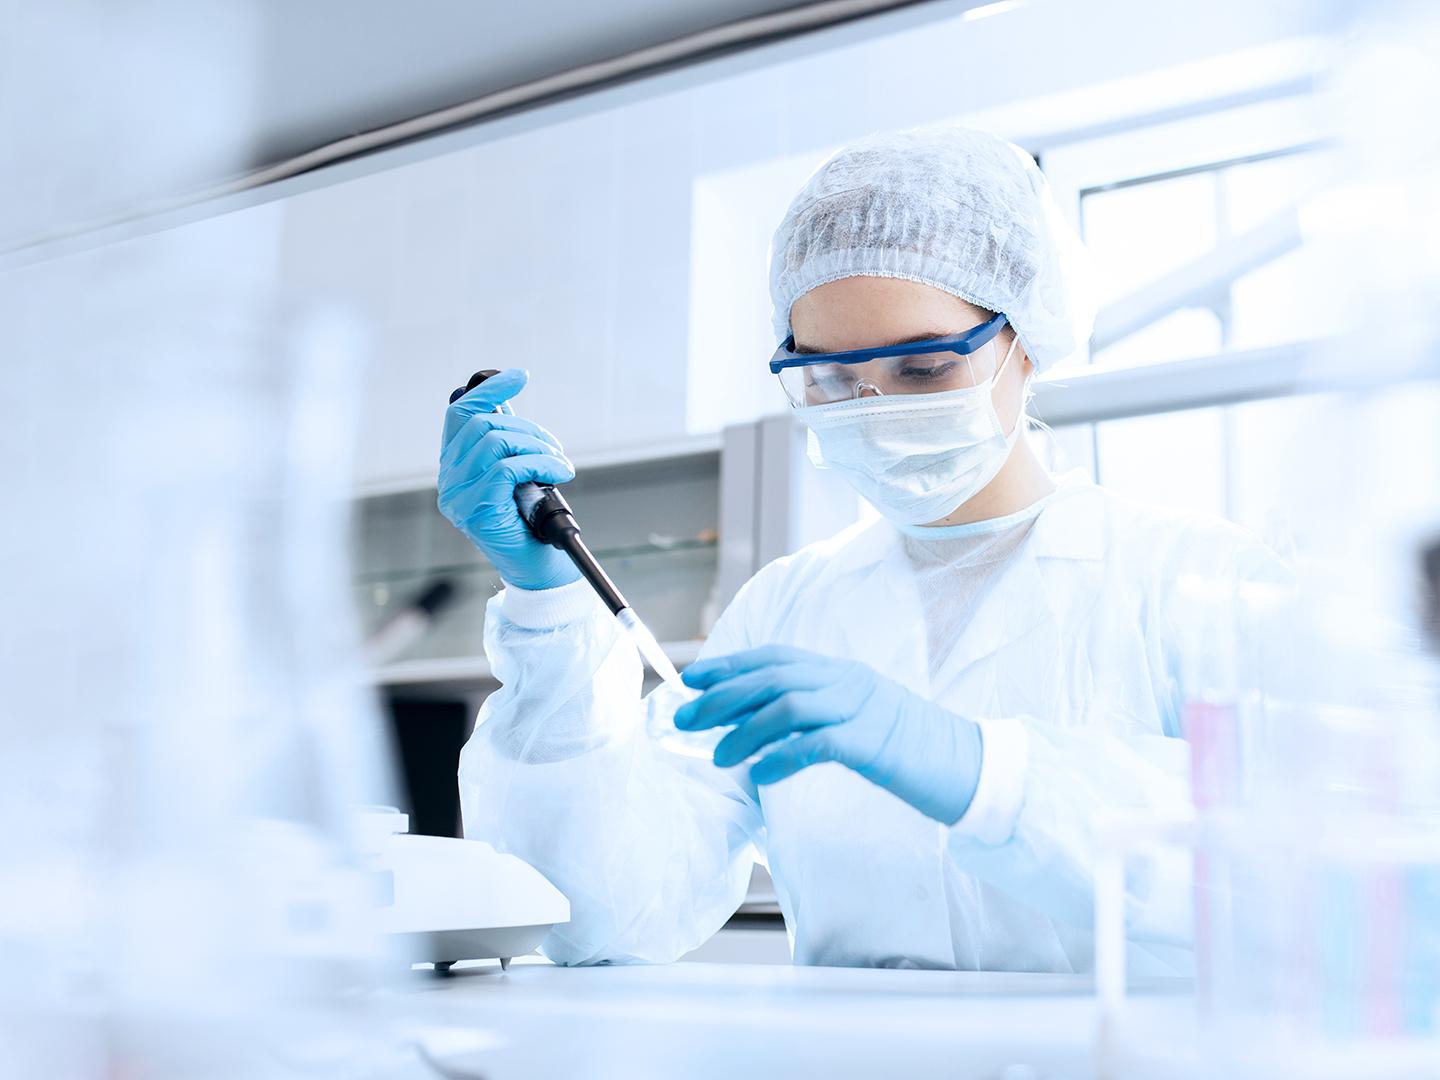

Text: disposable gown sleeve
xmin=457 ymin=576 xmax=765 ymax=965
xmin=943 ymin=525 xmax=1290 ymax=946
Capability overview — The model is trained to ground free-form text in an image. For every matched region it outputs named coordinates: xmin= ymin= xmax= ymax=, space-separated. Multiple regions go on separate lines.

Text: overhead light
xmin=963 ymin=0 xmax=1026 ymax=21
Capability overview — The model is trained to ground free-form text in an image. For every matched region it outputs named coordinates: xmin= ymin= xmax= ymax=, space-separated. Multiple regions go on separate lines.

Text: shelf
xmin=372 ymin=655 xmax=496 ymax=686
xmin=354 ymin=536 xmax=717 ymax=587
xmin=372 ymin=637 xmax=705 ymax=688
xmin=355 ymin=432 xmax=723 ymax=500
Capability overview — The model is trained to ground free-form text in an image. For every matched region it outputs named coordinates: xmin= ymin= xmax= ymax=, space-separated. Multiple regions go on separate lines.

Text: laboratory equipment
xmin=360 ymin=808 xmax=569 ymax=971
xmin=449 ymin=371 xmax=638 ymax=624
xmin=364 ymin=577 xmax=457 ymax=665
xmin=449 ymin=371 xmax=685 ymax=685
xmin=1424 ymin=537 xmax=1439 ymax=653
xmin=1094 ymin=560 xmax=1440 ymax=1078
xmin=1096 ymin=807 xmax=1440 ymax=1079
xmin=448 ymin=369 xmax=714 ymax=754
xmin=0 ymin=241 xmax=399 ymax=1076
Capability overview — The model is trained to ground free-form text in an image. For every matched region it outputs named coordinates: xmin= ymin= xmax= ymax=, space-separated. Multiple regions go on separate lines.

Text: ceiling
xmin=1 ymin=0 xmax=946 ymax=249
xmin=248 ymin=0 xmax=895 ymax=166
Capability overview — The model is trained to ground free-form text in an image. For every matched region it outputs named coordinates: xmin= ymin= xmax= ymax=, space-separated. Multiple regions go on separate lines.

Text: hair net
xmin=768 ymin=125 xmax=1097 ymax=371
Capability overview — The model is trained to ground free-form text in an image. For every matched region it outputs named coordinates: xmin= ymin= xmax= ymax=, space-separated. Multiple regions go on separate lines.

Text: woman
xmin=437 ymin=126 xmax=1283 ymax=972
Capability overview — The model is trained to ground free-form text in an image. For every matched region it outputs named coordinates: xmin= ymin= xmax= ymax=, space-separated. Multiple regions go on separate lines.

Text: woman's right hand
xmin=437 ymin=368 xmax=581 ymax=591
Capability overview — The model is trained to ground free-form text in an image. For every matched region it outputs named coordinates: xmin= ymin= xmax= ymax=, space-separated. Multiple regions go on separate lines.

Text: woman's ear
xmin=1007 ymin=331 xmax=1033 ymax=380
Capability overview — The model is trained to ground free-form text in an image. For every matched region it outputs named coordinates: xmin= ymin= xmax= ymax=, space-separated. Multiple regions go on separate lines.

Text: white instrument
xmin=362 ymin=809 xmax=569 ymax=970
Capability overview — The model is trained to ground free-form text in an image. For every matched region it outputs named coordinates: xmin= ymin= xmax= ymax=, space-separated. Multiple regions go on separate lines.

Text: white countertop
xmin=388 ymin=960 xmax=1195 ymax=1080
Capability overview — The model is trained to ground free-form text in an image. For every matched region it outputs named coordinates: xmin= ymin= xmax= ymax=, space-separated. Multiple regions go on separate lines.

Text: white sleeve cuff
xmin=499 ymin=575 xmax=605 ymax=629
xmin=950 ymin=716 xmax=1029 ymax=845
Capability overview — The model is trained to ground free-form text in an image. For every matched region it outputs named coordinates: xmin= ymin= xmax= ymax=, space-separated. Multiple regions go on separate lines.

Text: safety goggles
xmin=769 ymin=312 xmax=1010 ymax=407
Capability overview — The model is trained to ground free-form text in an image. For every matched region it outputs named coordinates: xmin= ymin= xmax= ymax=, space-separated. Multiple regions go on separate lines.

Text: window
xmin=1040 ymin=96 xmax=1343 ymax=541
xmin=1044 ymin=95 xmax=1338 ymax=366
xmin=1080 ymin=146 xmax=1335 ymax=368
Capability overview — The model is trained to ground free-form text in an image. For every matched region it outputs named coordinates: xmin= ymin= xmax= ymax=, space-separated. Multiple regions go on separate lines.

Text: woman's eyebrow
xmin=791 ymin=330 xmax=959 ymax=356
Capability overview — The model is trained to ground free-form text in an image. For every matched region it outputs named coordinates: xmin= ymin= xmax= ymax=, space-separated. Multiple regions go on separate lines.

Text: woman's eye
xmin=896 ymin=358 xmax=957 ymax=382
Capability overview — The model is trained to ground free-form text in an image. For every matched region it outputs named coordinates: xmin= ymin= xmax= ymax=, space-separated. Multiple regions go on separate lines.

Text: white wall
xmin=275 ymin=0 xmax=1342 ymax=492
xmin=280 ymin=97 xmax=699 ymax=490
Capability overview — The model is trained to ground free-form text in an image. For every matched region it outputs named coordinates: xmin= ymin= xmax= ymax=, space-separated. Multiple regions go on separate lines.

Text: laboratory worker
xmin=438 ymin=126 xmax=1285 ymax=973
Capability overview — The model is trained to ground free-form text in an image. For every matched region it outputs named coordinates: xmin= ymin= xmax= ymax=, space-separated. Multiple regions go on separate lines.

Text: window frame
xmin=1030 ymin=94 xmax=1336 ymax=501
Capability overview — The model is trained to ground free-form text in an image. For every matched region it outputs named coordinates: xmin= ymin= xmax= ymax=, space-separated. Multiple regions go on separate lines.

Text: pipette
xmin=449 ymin=370 xmax=684 ymax=689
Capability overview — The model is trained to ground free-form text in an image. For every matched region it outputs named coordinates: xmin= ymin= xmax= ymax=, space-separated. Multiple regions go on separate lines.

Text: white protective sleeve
xmin=458 ymin=576 xmax=766 ymax=965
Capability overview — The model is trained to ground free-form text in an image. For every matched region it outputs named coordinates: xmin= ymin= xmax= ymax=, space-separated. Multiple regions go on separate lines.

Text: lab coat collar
xmin=804 ymin=471 xmax=1109 ymax=694
xmin=909 ymin=471 xmax=1107 ymax=689
xmin=1024 ymin=471 xmax=1107 ymax=563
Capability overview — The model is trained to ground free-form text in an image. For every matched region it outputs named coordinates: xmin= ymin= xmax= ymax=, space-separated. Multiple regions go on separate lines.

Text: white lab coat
xmin=458 ymin=471 xmax=1285 ymax=972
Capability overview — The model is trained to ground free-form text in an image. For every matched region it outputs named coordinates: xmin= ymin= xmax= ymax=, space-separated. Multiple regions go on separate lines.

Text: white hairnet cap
xmin=769 ymin=125 xmax=1097 ymax=371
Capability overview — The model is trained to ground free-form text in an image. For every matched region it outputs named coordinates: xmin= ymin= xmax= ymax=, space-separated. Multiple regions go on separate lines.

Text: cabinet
xmin=354 ymin=414 xmax=858 ymax=692
xmin=357 ymin=448 xmax=722 ymax=691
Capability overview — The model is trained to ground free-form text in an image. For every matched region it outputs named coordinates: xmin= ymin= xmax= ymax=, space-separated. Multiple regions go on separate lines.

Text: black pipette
xmin=1423 ymin=536 xmax=1440 ymax=656
xmin=448 ymin=369 xmax=629 ymax=617
xmin=448 ymin=370 xmax=684 ymax=687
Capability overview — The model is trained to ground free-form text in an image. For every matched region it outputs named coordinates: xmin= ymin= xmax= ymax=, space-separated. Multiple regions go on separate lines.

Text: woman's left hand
xmin=674 ymin=645 xmax=983 ymax=825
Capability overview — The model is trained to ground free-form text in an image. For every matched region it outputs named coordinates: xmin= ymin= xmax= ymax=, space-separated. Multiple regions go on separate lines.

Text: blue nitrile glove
xmin=675 ymin=645 xmax=984 ymax=825
xmin=437 ymin=368 xmax=581 ymax=591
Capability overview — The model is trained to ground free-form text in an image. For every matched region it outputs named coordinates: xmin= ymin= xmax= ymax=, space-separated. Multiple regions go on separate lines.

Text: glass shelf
xmin=352 ymin=450 xmax=722 ymax=685
xmin=356 ymin=541 xmax=719 ymax=673
xmin=351 ymin=535 xmax=718 ymax=586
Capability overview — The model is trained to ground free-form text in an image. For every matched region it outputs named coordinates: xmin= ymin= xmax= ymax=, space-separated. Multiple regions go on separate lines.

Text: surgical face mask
xmin=795 ymin=337 xmax=1023 ymax=526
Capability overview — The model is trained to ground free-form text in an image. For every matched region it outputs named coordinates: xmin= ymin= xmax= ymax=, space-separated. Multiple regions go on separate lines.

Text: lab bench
xmin=389 ymin=961 xmax=1194 ymax=1080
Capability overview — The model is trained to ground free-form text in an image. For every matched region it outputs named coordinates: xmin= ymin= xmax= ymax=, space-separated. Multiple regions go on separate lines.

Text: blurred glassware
xmin=0 ymin=209 xmax=403 ymax=1076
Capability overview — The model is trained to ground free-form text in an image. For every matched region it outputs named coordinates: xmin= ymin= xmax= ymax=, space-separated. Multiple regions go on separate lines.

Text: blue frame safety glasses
xmin=769 ymin=311 xmax=1010 ymax=407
